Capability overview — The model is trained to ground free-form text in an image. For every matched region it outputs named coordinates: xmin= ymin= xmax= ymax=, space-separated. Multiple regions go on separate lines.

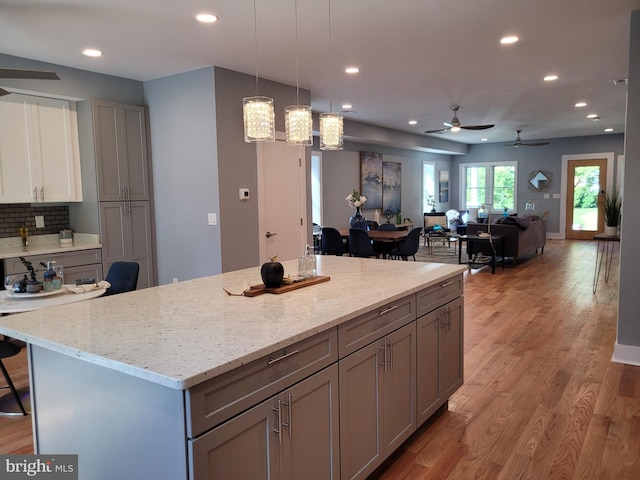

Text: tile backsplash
xmin=0 ymin=204 xmax=70 ymax=238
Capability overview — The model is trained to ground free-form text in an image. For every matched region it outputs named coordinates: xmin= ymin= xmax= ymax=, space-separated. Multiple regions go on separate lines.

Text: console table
xmin=593 ymin=232 xmax=619 ymax=294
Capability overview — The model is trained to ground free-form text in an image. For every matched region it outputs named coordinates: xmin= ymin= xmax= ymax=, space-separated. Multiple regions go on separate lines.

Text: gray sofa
xmin=466 ymin=217 xmax=547 ymax=266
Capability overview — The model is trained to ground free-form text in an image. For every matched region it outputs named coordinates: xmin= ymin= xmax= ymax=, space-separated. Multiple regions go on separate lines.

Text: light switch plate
xmin=239 ymin=188 xmax=250 ymax=200
xmin=208 ymin=213 xmax=217 ymax=225
xmin=35 ymin=215 xmax=45 ymax=228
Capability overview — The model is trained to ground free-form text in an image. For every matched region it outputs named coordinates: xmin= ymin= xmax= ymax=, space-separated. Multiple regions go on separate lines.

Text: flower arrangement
xmin=346 ymin=189 xmax=367 ymax=209
xmin=425 ymin=195 xmax=436 ymax=210
xmin=19 ymin=257 xmax=47 ymax=283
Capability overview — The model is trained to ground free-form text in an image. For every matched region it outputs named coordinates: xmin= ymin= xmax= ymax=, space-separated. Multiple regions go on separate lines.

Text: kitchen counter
xmin=0 ymin=233 xmax=101 ymax=260
xmin=0 ymin=256 xmax=464 ymax=390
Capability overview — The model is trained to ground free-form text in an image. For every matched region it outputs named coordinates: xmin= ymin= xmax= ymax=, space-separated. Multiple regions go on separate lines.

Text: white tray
xmin=12 ymin=288 xmax=67 ymax=299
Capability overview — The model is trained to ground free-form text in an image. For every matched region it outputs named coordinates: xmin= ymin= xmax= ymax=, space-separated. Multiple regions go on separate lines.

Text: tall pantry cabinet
xmin=92 ymin=99 xmax=155 ymax=289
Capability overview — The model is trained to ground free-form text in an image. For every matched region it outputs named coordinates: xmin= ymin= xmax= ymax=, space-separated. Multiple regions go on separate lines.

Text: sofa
xmin=466 ymin=216 xmax=547 ymax=266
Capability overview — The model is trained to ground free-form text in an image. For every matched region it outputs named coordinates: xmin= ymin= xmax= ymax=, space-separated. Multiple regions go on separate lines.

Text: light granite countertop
xmin=0 ymin=234 xmax=101 ymax=260
xmin=0 ymin=256 xmax=465 ymax=390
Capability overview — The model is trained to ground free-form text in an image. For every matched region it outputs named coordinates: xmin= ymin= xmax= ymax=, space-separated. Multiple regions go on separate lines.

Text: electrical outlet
xmin=172 ymin=277 xmax=179 ymax=283
xmin=35 ymin=215 xmax=45 ymax=228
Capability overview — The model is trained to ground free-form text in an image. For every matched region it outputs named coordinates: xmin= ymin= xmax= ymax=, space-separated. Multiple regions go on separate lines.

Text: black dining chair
xmin=377 ymin=223 xmax=396 ymax=231
xmin=104 ymin=261 xmax=140 ymax=296
xmin=0 ymin=339 xmax=28 ymax=415
xmin=321 ymin=227 xmax=347 ymax=256
xmin=390 ymin=227 xmax=423 ymax=261
xmin=349 ymin=228 xmax=379 ymax=258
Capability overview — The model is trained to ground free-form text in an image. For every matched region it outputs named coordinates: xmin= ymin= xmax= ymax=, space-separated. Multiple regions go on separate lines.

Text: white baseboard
xmin=612 ymin=343 xmax=640 ymax=366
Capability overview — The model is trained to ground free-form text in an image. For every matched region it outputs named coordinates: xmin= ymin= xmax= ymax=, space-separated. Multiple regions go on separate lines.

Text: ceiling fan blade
xmin=521 ymin=141 xmax=550 ymax=146
xmin=424 ymin=128 xmax=449 ymax=134
xmin=0 ymin=68 xmax=60 ymax=80
xmin=0 ymin=87 xmax=10 ymax=97
xmin=460 ymin=124 xmax=495 ymax=130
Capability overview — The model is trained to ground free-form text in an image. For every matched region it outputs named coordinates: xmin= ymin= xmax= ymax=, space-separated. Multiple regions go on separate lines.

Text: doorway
xmin=565 ymin=158 xmax=607 ymax=240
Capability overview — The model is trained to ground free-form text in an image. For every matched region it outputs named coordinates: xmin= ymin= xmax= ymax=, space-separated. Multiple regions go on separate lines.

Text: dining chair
xmin=321 ymin=227 xmax=347 ymax=256
xmin=377 ymin=223 xmax=396 ymax=231
xmin=0 ymin=339 xmax=28 ymax=415
xmin=104 ymin=261 xmax=140 ymax=296
xmin=390 ymin=227 xmax=423 ymax=261
xmin=366 ymin=220 xmax=378 ymax=231
xmin=349 ymin=229 xmax=379 ymax=258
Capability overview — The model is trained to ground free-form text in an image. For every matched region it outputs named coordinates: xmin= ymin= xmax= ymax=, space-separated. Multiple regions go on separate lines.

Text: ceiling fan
xmin=506 ymin=129 xmax=550 ymax=147
xmin=0 ymin=68 xmax=60 ymax=97
xmin=425 ymin=105 xmax=495 ymax=134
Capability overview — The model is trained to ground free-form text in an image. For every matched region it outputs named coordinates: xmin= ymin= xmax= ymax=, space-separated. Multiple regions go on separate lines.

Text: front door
xmin=257 ymin=140 xmax=307 ymax=263
xmin=565 ymin=158 xmax=607 ymax=240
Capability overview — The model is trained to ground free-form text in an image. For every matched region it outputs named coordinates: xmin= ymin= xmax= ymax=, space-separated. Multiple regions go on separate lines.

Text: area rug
xmin=414 ymin=245 xmax=461 ymax=265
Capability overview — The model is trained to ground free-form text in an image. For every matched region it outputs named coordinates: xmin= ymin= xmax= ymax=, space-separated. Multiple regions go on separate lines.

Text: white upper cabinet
xmin=0 ymin=94 xmax=83 ymax=203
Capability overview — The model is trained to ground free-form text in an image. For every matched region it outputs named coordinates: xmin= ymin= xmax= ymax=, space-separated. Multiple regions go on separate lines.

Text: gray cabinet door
xmin=442 ymin=296 xmax=464 ymax=398
xmin=93 ymin=100 xmax=149 ymax=202
xmin=416 ymin=310 xmax=442 ymax=423
xmin=282 ymin=364 xmax=340 ymax=480
xmin=189 ymin=365 xmax=338 ymax=480
xmin=99 ymin=201 xmax=153 ymax=289
xmin=339 ymin=322 xmax=416 ymax=480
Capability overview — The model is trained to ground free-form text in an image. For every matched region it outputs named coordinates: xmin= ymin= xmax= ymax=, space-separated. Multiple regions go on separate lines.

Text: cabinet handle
xmin=446 ymin=305 xmax=452 ymax=333
xmin=388 ymin=337 xmax=394 ymax=371
xmin=439 ymin=280 xmax=454 ymax=288
xmin=40 ymin=187 xmax=44 ymax=202
xmin=282 ymin=393 xmax=292 ymax=438
xmin=379 ymin=340 xmax=388 ymax=373
xmin=378 ymin=305 xmax=398 ymax=316
xmin=268 ymin=349 xmax=299 ymax=365
xmin=33 ymin=187 xmax=38 ymax=202
xmin=273 ymin=399 xmax=282 ymax=444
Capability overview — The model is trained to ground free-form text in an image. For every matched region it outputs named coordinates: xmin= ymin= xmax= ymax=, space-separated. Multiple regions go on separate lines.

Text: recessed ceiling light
xmin=408 ymin=120 xmax=417 ymax=125
xmin=342 ymin=103 xmax=353 ymax=110
xmin=604 ymin=128 xmax=614 ymax=132
xmin=543 ymin=74 xmax=558 ymax=82
xmin=83 ymin=48 xmax=103 ymax=57
xmin=481 ymin=138 xmax=488 ymax=142
xmin=586 ymin=113 xmax=599 ymax=119
xmin=500 ymin=36 xmax=519 ymax=45
xmin=196 ymin=13 xmax=218 ymax=23
xmin=345 ymin=66 xmax=359 ymax=74
xmin=575 ymin=102 xmax=587 ymax=108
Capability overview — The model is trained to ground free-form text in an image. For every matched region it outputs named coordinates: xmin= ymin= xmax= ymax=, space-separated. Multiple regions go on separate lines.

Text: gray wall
xmin=319 ymin=143 xmax=452 ymax=230
xmin=618 ymin=11 xmax=640 ymax=350
xmin=213 ymin=67 xmax=311 ymax=273
xmin=451 ymin=134 xmax=625 ymax=234
xmin=144 ymin=68 xmax=222 ymax=283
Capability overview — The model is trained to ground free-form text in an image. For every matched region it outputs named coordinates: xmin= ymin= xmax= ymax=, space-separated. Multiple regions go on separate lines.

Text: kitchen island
xmin=0 ymin=256 xmax=465 ymax=480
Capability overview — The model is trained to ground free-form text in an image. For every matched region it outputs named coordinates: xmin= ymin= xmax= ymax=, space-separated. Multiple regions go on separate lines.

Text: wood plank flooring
xmin=0 ymin=239 xmax=635 ymax=479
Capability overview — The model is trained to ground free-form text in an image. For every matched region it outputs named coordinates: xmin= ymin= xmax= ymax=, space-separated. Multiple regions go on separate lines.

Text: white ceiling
xmin=1 ymin=0 xmax=639 ymax=145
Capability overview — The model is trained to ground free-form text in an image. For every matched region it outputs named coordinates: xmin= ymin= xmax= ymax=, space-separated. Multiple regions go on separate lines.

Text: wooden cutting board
xmin=244 ymin=276 xmax=330 ymax=297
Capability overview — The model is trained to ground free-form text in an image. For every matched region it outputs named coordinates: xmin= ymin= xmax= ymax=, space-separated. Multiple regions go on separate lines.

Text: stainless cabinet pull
xmin=33 ymin=187 xmax=38 ymax=202
xmin=378 ymin=305 xmax=398 ymax=316
xmin=268 ymin=349 xmax=299 ymax=365
xmin=282 ymin=393 xmax=292 ymax=438
xmin=379 ymin=340 xmax=388 ymax=373
xmin=40 ymin=187 xmax=44 ymax=202
xmin=440 ymin=280 xmax=454 ymax=288
xmin=446 ymin=305 xmax=452 ymax=333
xmin=388 ymin=337 xmax=394 ymax=371
xmin=273 ymin=399 xmax=282 ymax=444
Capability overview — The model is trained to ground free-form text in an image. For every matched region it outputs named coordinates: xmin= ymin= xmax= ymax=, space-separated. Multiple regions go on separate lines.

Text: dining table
xmin=338 ymin=228 xmax=410 ymax=258
xmin=0 ymin=284 xmax=107 ymax=416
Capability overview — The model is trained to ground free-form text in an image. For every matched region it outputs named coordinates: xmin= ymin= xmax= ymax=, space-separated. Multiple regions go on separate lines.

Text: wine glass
xmin=4 ymin=275 xmax=17 ymax=303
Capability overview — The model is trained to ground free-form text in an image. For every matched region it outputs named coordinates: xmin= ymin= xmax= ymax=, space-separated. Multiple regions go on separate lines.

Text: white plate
xmin=11 ymin=288 xmax=68 ymax=299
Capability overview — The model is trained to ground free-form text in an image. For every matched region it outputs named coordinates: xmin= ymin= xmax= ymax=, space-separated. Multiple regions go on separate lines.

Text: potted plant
xmin=603 ymin=187 xmax=622 ymax=236
xmin=18 ymin=257 xmax=47 ymax=293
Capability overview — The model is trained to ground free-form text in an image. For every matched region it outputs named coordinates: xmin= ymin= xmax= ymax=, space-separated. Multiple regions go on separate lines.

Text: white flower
xmin=346 ymin=190 xmax=367 ymax=208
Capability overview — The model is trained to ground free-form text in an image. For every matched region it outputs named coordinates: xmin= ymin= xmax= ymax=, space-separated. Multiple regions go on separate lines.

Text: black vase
xmin=349 ymin=207 xmax=368 ymax=230
xmin=261 ymin=262 xmax=284 ymax=288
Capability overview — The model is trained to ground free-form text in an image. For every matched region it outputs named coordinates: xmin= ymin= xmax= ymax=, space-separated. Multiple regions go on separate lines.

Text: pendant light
xmin=243 ymin=0 xmax=275 ymax=143
xmin=285 ymin=0 xmax=312 ymax=145
xmin=319 ymin=0 xmax=343 ymax=150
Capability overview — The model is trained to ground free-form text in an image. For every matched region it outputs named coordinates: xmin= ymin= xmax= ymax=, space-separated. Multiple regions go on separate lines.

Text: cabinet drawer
xmin=186 ymin=328 xmax=338 ymax=439
xmin=338 ymin=295 xmax=416 ymax=358
xmin=416 ymin=274 xmax=463 ymax=317
xmin=4 ymin=249 xmax=102 ymax=275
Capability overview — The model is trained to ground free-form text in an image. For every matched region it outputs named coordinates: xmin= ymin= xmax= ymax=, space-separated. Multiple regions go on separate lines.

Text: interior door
xmin=257 ymin=140 xmax=307 ymax=263
xmin=565 ymin=158 xmax=607 ymax=240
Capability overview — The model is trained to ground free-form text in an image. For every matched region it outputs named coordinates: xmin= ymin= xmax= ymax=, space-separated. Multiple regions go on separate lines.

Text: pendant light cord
xmin=253 ymin=0 xmax=260 ymax=95
xmin=328 ymin=0 xmax=333 ymax=113
xmin=294 ymin=0 xmax=300 ymax=104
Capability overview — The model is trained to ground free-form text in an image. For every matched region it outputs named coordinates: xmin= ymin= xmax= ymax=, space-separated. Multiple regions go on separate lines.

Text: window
xmin=460 ymin=161 xmax=517 ymax=212
xmin=311 ymin=153 xmax=322 ymax=225
xmin=422 ymin=162 xmax=435 ymax=213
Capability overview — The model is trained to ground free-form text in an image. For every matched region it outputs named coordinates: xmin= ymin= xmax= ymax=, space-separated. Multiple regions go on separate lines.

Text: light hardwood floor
xmin=1 ymin=239 xmax=636 ymax=479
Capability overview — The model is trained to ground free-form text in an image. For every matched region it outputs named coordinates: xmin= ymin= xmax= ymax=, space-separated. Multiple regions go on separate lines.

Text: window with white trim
xmin=422 ymin=162 xmax=436 ymax=213
xmin=460 ymin=161 xmax=517 ymax=213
